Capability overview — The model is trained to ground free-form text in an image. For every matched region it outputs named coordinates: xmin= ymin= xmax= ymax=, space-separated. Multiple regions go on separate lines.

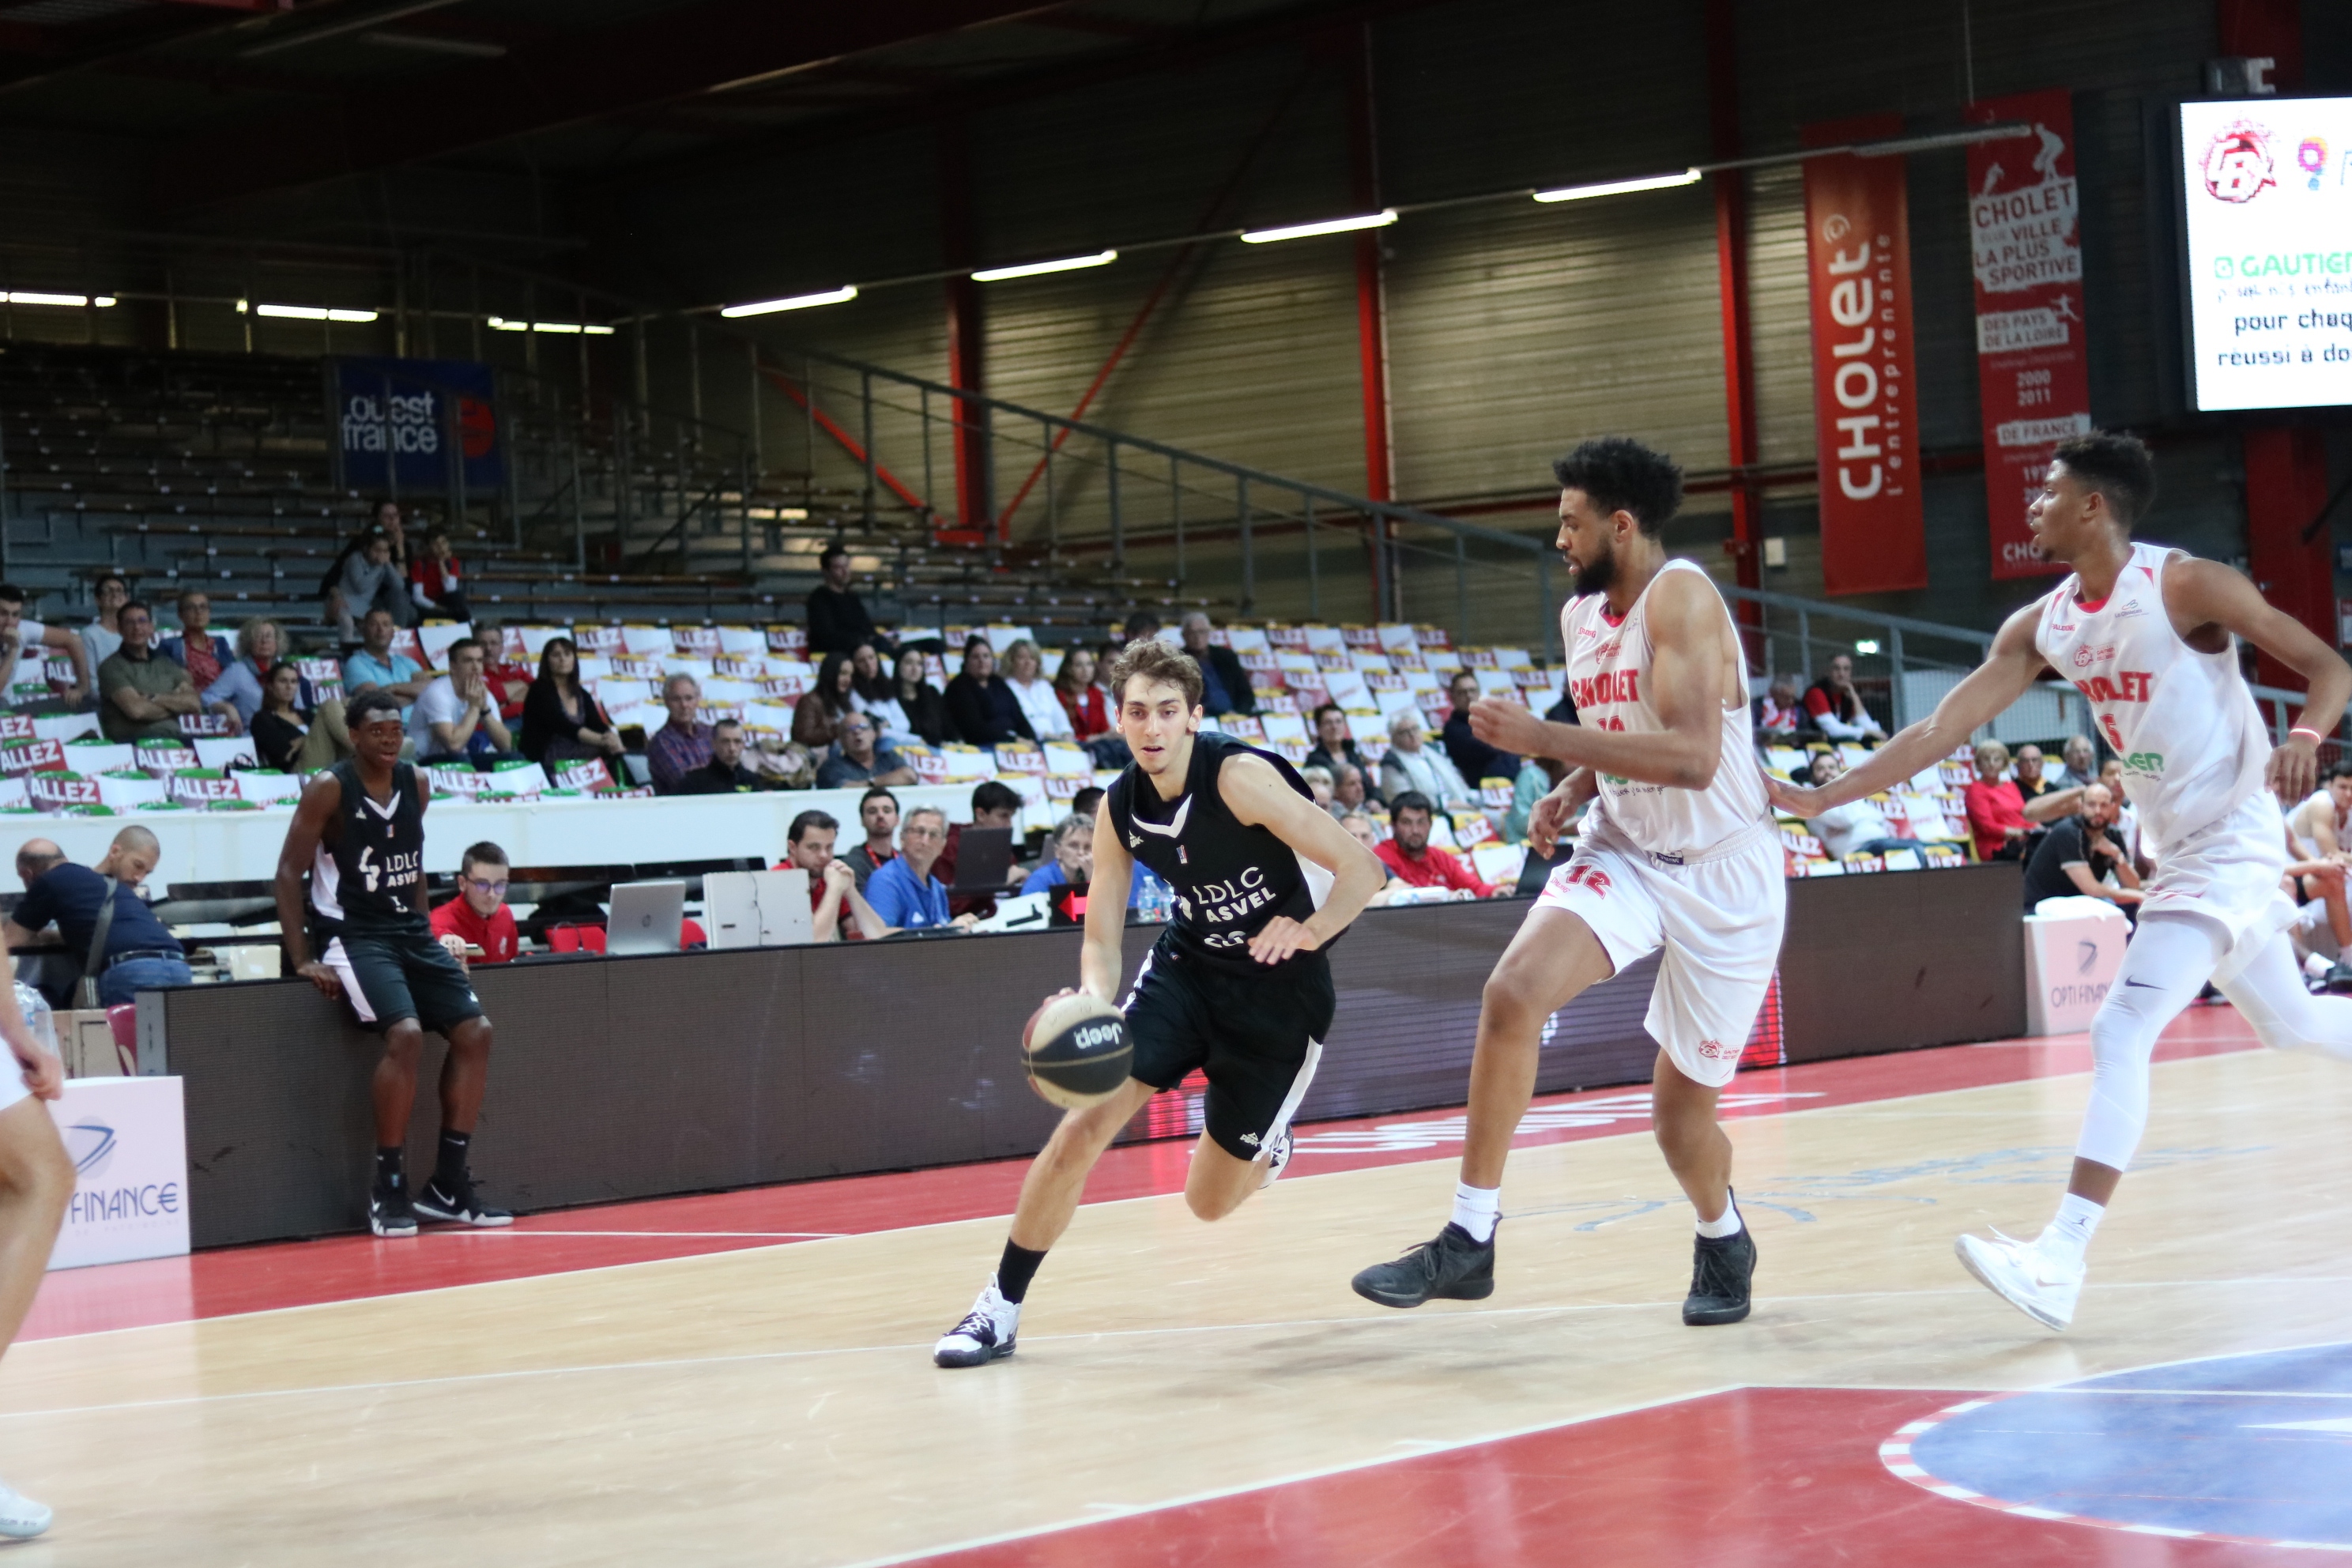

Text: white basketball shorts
xmin=2140 ymin=790 xmax=2297 ymax=985
xmin=1535 ymin=819 xmax=1787 ymax=1088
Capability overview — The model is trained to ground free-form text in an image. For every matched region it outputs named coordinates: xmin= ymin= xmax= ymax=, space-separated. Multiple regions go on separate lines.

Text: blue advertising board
xmin=331 ymin=357 xmax=503 ymax=491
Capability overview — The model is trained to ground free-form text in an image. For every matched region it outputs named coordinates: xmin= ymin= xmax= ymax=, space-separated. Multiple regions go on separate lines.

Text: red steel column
xmin=939 ymin=122 xmax=990 ymax=545
xmin=1706 ymin=0 xmax=1763 ymax=653
xmin=1342 ymin=21 xmax=1393 ymax=620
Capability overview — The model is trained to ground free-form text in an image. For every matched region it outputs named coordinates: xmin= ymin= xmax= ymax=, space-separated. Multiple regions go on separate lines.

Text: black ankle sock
xmin=997 ymin=1240 xmax=1047 ymax=1304
xmin=433 ymin=1130 xmax=470 ymax=1193
xmin=375 ymin=1147 xmax=404 ymax=1191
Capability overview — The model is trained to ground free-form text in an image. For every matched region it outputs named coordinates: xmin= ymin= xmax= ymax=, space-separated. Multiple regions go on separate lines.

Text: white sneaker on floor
xmin=0 ymin=1480 xmax=52 ymax=1539
xmin=1954 ymin=1229 xmax=2082 ymax=1331
xmin=933 ymin=1280 xmax=1020 ymax=1368
xmin=1257 ymin=1128 xmax=1293 ymax=1191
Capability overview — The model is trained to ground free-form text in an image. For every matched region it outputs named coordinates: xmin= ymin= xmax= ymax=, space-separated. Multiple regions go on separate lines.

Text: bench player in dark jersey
xmin=273 ymin=690 xmax=510 ymax=1238
xmin=934 ymin=638 xmax=1385 ymax=1367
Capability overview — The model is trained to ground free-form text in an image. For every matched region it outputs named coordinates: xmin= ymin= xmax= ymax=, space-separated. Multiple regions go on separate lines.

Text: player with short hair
xmin=1773 ymin=429 xmax=2352 ymax=1329
xmin=274 ymin=688 xmax=511 ymax=1238
xmin=1350 ymin=435 xmax=1786 ymax=1326
xmin=933 ymin=638 xmax=1385 ymax=1367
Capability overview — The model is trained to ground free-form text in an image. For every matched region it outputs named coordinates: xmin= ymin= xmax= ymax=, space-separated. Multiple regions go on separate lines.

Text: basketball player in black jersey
xmin=934 ymin=638 xmax=1385 ymax=1367
xmin=273 ymin=690 xmax=511 ymax=1238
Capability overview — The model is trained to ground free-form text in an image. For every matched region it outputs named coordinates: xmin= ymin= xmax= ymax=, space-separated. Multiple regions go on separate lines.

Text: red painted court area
xmin=21 ymin=1008 xmax=2258 ymax=1343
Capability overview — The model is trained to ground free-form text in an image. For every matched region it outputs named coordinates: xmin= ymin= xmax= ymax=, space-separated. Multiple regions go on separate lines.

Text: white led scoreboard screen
xmin=2177 ymin=96 xmax=2352 ymax=412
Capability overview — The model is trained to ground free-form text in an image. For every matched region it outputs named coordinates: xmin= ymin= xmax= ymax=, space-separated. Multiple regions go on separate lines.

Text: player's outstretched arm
xmin=2165 ymin=556 xmax=2352 ymax=805
xmin=1220 ymin=754 xmax=1385 ymax=964
xmin=274 ymin=772 xmax=344 ymax=999
xmin=1077 ymin=792 xmax=1135 ymax=1002
xmin=1770 ymin=602 xmax=2049 ymax=819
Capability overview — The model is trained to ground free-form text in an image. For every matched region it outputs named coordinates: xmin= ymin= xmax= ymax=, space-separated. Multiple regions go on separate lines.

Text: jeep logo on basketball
xmin=1069 ymin=1023 xmax=1122 ymax=1051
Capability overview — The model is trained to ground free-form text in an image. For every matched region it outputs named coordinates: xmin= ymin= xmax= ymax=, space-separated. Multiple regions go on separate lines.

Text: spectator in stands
xmin=1338 ymin=809 xmax=1405 ymax=905
xmin=1331 ymin=760 xmax=1371 ymax=815
xmin=520 ymin=637 xmax=623 ymax=767
xmin=2021 ymin=782 xmax=2144 ymax=911
xmin=794 ymin=650 xmax=858 ymax=749
xmin=1503 ymin=755 xmax=1567 ymax=842
xmin=844 ymin=643 xmax=909 ymax=744
xmin=409 ymin=528 xmax=470 ymax=622
xmin=98 ymin=600 xmax=209 ymax=742
xmin=677 ymin=718 xmax=772 ymax=793
xmin=816 ymin=712 xmax=917 ymax=789
xmin=1002 ymin=639 xmax=1073 ymax=742
xmin=2052 ymin=733 xmax=2099 ymax=792
xmin=2012 ymin=743 xmax=2060 ymax=807
xmin=473 ymin=623 xmax=532 ymax=723
xmin=343 ymin=607 xmax=430 ymax=720
xmin=336 ymin=534 xmax=413 ymax=637
xmin=1380 ymin=707 xmax=1472 ymax=806
xmin=1804 ymin=752 xmax=1930 ymax=859
xmin=1179 ymin=611 xmax=1255 ymax=715
xmin=780 ymin=809 xmax=885 ymax=942
xmin=1376 ymin=791 xmax=1502 ymax=898
xmin=1306 ymin=703 xmax=1382 ymax=805
xmin=1054 ymin=646 xmax=1109 ymax=743
xmin=1071 ymin=784 xmax=1105 ymax=820
xmin=1299 ymin=764 xmax=1336 ymax=809
xmin=937 ymin=778 xmax=1028 ymax=910
xmin=6 ymin=827 xmax=190 ymax=1004
xmin=431 ymin=842 xmax=518 ymax=964
xmin=410 ymin=639 xmax=518 ymax=767
xmin=0 ymin=582 xmax=90 ymax=709
xmin=947 ymin=635 xmax=1032 ymax=745
xmin=320 ymin=505 xmax=405 ymax=635
xmin=1442 ymin=670 xmax=1518 ymax=787
xmin=201 ymin=616 xmax=308 ymax=726
xmin=1123 ymin=612 xmax=1163 ymax=646
xmin=806 ymin=544 xmax=886 ymax=656
xmin=159 ymin=588 xmax=228 ymax=696
xmin=81 ymin=571 xmax=132 ymax=672
xmin=249 ymin=658 xmax=353 ymax=773
xmin=1020 ymin=814 xmax=1094 ymax=896
xmin=865 ymin=806 xmax=977 ymax=933
xmin=1964 ymin=740 xmax=2030 ymax=861
xmin=844 ymin=786 xmax=900 ymax=890
xmin=1804 ymin=653 xmax=1884 ymax=741
xmin=876 ymin=648 xmax=952 ymax=748
xmin=646 ymin=673 xmax=715 ymax=793
xmin=1755 ymin=673 xmax=1806 ymax=737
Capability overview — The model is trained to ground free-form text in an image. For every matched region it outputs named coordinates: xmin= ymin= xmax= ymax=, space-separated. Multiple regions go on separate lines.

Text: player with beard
xmin=1350 ymin=436 xmax=1788 ymax=1327
xmin=1773 ymin=430 xmax=2352 ymax=1330
xmin=933 ymin=638 xmax=1385 ymax=1368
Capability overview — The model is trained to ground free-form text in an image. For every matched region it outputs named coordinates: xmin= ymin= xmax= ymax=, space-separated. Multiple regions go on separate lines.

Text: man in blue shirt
xmin=5 ymin=829 xmax=190 ymax=1006
xmin=1019 ymin=812 xmax=1170 ymax=910
xmin=864 ymin=807 xmax=974 ymax=933
xmin=341 ymin=607 xmax=430 ymax=724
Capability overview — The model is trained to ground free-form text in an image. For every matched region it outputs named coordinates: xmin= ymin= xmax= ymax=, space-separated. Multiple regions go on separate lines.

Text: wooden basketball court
xmin=1 ymin=1007 xmax=2344 ymax=1565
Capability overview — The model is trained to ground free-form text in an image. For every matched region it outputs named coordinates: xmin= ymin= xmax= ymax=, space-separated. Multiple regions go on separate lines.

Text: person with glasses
xmin=430 ymin=842 xmax=518 ymax=965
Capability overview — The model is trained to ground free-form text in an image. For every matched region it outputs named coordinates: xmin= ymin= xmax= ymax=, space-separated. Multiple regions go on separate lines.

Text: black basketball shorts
xmin=319 ymin=925 xmax=484 ymax=1037
xmin=1122 ymin=943 xmax=1335 ymax=1162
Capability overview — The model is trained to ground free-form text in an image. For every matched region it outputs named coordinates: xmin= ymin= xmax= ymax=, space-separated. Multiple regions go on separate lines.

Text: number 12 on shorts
xmin=1560 ymin=864 xmax=1611 ymax=898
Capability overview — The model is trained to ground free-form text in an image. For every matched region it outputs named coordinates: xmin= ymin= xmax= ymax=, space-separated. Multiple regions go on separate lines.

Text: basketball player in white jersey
xmin=1351 ymin=437 xmax=1786 ymax=1326
xmin=1774 ymin=430 xmax=2352 ymax=1330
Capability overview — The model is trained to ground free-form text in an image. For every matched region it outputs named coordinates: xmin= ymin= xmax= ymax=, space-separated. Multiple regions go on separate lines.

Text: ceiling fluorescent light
xmin=971 ymin=250 xmax=1117 ymax=283
xmin=720 ymin=286 xmax=858 ymax=318
xmin=237 ymin=301 xmax=379 ymax=322
xmin=1533 ymin=168 xmax=1702 ymax=203
xmin=485 ymin=316 xmax=615 ymax=335
xmin=1240 ymin=209 xmax=1397 ymax=244
xmin=2 ymin=292 xmax=115 ymax=308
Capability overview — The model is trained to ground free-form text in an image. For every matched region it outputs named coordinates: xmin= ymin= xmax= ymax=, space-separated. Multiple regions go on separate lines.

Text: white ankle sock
xmin=2040 ymin=1193 xmax=2103 ymax=1267
xmin=1450 ymin=1182 xmax=1500 ymax=1243
xmin=1695 ymin=1192 xmax=1743 ymax=1240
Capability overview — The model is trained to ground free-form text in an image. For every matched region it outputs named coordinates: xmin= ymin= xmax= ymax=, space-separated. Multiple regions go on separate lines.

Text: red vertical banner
xmin=1966 ymin=89 xmax=2089 ymax=580
xmin=1802 ymin=117 xmax=1927 ymax=594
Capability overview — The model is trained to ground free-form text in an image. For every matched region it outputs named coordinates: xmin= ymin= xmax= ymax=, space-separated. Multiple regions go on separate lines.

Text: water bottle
xmin=12 ymin=983 xmax=55 ymax=1064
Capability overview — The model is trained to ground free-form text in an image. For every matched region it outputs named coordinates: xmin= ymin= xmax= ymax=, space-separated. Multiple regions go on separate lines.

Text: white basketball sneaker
xmin=0 ymin=1480 xmax=53 ymax=1539
xmin=1954 ymin=1229 xmax=2083 ymax=1331
xmin=1257 ymin=1128 xmax=1294 ymax=1191
xmin=933 ymin=1280 xmax=1020 ymax=1368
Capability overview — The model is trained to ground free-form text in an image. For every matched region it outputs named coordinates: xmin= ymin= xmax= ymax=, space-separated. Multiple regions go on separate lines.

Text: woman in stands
xmin=947 ymin=635 xmax=1033 ymax=746
xmin=81 ymin=571 xmax=130 ymax=669
xmin=1054 ymin=646 xmax=1118 ymax=756
xmin=202 ymin=617 xmax=303 ymax=728
xmin=250 ymin=658 xmax=355 ymax=773
xmin=846 ymin=643 xmax=911 ymax=744
xmin=794 ymin=650 xmax=858 ymax=749
xmin=886 ymin=647 xmax=953 ymax=747
xmin=1001 ymin=639 xmax=1073 ymax=743
xmin=520 ymin=636 xmax=624 ymax=766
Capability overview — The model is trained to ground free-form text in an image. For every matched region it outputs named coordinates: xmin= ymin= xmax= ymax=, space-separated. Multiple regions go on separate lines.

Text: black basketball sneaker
xmin=1350 ymin=1223 xmax=1496 ymax=1308
xmin=415 ymin=1171 xmax=514 ymax=1228
xmin=1683 ymin=1223 xmax=1757 ymax=1325
xmin=370 ymin=1182 xmax=418 ymax=1239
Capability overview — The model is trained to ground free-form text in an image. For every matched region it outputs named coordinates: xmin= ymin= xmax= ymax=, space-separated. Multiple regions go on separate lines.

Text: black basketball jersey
xmin=312 ymin=759 xmax=430 ymax=935
xmin=1106 ymin=730 xmax=1332 ymax=971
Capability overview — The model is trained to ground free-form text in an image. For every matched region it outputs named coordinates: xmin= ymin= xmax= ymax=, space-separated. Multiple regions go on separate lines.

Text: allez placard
xmin=1967 ymin=89 xmax=2090 ymax=580
xmin=2178 ymin=96 xmax=2352 ymax=412
xmin=1803 ymin=116 xmax=1927 ymax=594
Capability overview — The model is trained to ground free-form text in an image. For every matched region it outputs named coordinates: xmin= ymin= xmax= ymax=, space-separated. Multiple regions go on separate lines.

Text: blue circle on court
xmin=1905 ymin=1343 xmax=2352 ymax=1546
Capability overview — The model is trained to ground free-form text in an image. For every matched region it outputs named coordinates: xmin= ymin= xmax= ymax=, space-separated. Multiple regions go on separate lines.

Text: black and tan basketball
xmin=1021 ymin=990 xmax=1133 ymax=1110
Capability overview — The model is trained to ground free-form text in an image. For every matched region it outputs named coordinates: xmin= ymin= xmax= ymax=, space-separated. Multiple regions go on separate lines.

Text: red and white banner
xmin=1966 ymin=88 xmax=2089 ymax=580
xmin=1803 ymin=117 xmax=1926 ymax=595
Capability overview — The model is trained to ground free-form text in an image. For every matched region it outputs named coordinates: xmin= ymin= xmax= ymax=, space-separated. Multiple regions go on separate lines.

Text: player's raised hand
xmin=1246 ymin=916 xmax=1321 ymax=965
xmin=1763 ymin=771 xmax=1823 ymax=818
xmin=1468 ymin=697 xmax=1546 ymax=756
xmin=2268 ymin=735 xmax=2320 ymax=806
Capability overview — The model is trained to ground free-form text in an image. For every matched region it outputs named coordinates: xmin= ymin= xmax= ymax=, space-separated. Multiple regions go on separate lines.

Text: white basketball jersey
xmin=1559 ymin=557 xmax=1768 ymax=859
xmin=2032 ymin=541 xmax=2270 ymax=858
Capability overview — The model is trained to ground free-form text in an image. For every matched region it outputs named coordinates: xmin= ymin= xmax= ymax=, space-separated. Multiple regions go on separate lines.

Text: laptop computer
xmin=605 ymin=880 xmax=686 ymax=956
xmin=948 ymin=826 xmax=1014 ymax=893
xmin=703 ymin=869 xmax=816 ymax=948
